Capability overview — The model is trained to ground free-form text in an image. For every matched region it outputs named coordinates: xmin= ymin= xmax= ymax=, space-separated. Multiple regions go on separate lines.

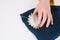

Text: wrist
xmin=38 ymin=0 xmax=50 ymax=5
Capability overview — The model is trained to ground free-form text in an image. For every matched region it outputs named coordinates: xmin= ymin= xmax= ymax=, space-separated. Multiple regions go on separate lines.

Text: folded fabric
xmin=20 ymin=6 xmax=60 ymax=40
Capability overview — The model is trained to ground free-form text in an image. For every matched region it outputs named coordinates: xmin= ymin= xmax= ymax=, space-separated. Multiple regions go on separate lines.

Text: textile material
xmin=20 ymin=6 xmax=60 ymax=40
xmin=50 ymin=0 xmax=54 ymax=5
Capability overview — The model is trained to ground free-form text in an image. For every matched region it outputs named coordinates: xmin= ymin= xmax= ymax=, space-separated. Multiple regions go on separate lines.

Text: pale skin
xmin=32 ymin=0 xmax=53 ymax=28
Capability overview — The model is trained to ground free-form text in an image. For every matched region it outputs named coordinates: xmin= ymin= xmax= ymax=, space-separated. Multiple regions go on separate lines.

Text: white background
xmin=0 ymin=0 xmax=60 ymax=40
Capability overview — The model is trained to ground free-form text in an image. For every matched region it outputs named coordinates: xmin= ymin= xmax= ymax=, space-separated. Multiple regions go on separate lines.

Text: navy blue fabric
xmin=20 ymin=6 xmax=60 ymax=40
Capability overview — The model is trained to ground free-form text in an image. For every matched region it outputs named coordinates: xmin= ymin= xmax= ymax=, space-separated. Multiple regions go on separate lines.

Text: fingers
xmin=32 ymin=8 xmax=38 ymax=16
xmin=38 ymin=11 xmax=42 ymax=26
xmin=46 ymin=16 xmax=50 ymax=28
xmin=40 ymin=12 xmax=53 ymax=28
xmin=46 ymin=12 xmax=53 ymax=28
xmin=40 ymin=12 xmax=47 ymax=27
xmin=50 ymin=13 xmax=53 ymax=25
xmin=32 ymin=7 xmax=53 ymax=28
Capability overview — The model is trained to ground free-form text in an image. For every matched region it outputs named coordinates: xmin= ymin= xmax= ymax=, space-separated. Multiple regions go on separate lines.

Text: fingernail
xmin=52 ymin=22 xmax=53 ymax=25
xmin=40 ymin=25 xmax=42 ymax=27
xmin=40 ymin=24 xmax=42 ymax=28
xmin=46 ymin=25 xmax=49 ymax=28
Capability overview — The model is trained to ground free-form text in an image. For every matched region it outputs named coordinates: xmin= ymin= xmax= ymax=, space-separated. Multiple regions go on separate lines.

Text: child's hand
xmin=33 ymin=0 xmax=53 ymax=28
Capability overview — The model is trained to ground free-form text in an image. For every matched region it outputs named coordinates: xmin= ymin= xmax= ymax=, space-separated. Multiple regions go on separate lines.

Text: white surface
xmin=0 ymin=0 xmax=60 ymax=40
xmin=54 ymin=0 xmax=60 ymax=5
